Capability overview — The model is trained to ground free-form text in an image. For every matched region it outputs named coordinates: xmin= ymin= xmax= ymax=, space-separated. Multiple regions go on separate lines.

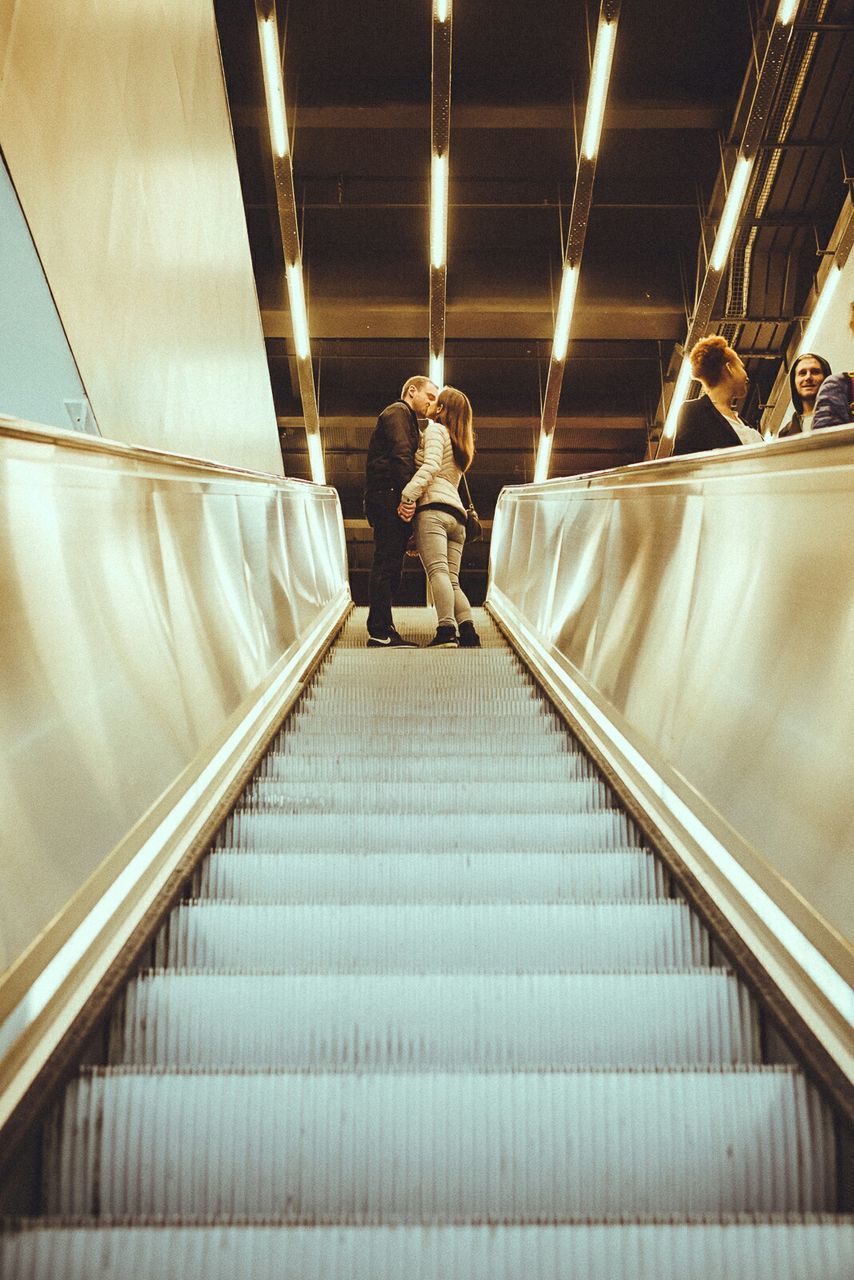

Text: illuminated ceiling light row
xmin=776 ymin=0 xmax=799 ymax=23
xmin=286 ymin=264 xmax=310 ymax=360
xmin=429 ymin=0 xmax=453 ymax=386
xmin=260 ymin=18 xmax=288 ymax=158
xmin=535 ymin=3 xmax=621 ymax=484
xmin=256 ymin=2 xmax=324 ymax=484
xmin=709 ymin=155 xmax=755 ymax=272
xmin=431 ymin=154 xmax=448 ymax=270
xmin=532 ymin=430 xmax=554 ymax=485
xmin=799 ymin=262 xmax=842 ymax=354
xmin=660 ymin=356 xmax=697 ymax=447
xmin=580 ymin=19 xmax=617 ymax=160
xmin=551 ymin=265 xmax=579 ymax=364
xmin=547 ymin=10 xmax=622 ymax=371
xmin=656 ymin=0 xmax=807 ymax=453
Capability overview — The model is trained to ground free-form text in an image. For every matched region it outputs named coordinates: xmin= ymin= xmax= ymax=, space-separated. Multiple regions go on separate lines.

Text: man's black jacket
xmin=365 ymin=400 xmax=420 ymax=495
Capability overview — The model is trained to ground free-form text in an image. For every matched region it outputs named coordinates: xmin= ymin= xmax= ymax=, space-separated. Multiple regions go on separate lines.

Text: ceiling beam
xmin=235 ymin=102 xmax=725 ymax=132
xmin=262 ymin=301 xmax=684 ymax=341
xmin=277 ymin=416 xmax=646 ymax=432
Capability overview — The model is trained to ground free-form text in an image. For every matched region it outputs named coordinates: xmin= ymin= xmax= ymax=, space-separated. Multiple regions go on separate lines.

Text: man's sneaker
xmin=427 ymin=624 xmax=459 ymax=648
xmin=457 ymin=620 xmax=482 ymax=648
xmin=367 ymin=628 xmax=418 ymax=648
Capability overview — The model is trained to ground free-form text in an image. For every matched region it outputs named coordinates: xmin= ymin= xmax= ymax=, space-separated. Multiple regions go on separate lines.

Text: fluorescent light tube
xmin=306 ymin=431 xmax=326 ymax=486
xmin=533 ymin=430 xmax=554 ymax=484
xmin=581 ymin=20 xmax=617 ymax=160
xmin=776 ymin=0 xmax=799 ymax=24
xmin=551 ymin=265 xmax=579 ymax=363
xmin=434 ymin=0 xmax=451 ymax=20
xmin=710 ymin=155 xmax=753 ymax=272
xmin=431 ymin=154 xmax=448 ymax=269
xmin=660 ymin=356 xmax=695 ymax=442
xmin=799 ymin=264 xmax=841 ymax=355
xmin=260 ymin=18 xmax=288 ymax=158
xmin=286 ymin=263 xmax=310 ymax=359
xmin=430 ymin=352 xmax=444 ymax=386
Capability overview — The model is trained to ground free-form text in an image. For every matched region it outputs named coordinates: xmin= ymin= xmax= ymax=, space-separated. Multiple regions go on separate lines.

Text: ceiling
xmin=213 ymin=0 xmax=854 ymax=594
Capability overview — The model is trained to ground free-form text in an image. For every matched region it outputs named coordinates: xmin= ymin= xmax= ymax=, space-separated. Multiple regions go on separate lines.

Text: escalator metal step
xmin=5 ymin=1222 xmax=854 ymax=1280
xmin=216 ymin=809 xmax=641 ymax=851
xmin=271 ymin=730 xmax=575 ymax=755
xmin=155 ymin=902 xmax=709 ymax=971
xmin=237 ymin=778 xmax=613 ymax=814
xmin=110 ymin=971 xmax=759 ymax=1069
xmin=192 ymin=849 xmax=665 ymax=901
xmin=255 ymin=751 xmax=597 ymax=782
xmin=44 ymin=1069 xmax=834 ymax=1219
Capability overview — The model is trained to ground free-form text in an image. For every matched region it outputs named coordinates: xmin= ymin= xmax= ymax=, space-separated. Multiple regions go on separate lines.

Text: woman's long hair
xmin=438 ymin=386 xmax=475 ymax=471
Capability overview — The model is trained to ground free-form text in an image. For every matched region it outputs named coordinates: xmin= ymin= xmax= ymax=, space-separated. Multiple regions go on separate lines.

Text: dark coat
xmin=812 ymin=373 xmax=854 ymax=432
xmin=672 ymin=396 xmax=744 ymax=456
xmin=365 ymin=400 xmax=420 ymax=495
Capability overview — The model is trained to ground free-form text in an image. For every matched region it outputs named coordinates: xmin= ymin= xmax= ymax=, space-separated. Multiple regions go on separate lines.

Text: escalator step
xmin=192 ymin=849 xmax=665 ymax=901
xmin=271 ymin=730 xmax=574 ymax=755
xmin=216 ymin=810 xmax=641 ymax=851
xmin=237 ymin=778 xmax=613 ymax=815
xmin=5 ymin=1222 xmax=854 ymax=1280
xmin=155 ymin=901 xmax=709 ymax=971
xmin=110 ymin=970 xmax=759 ymax=1069
xmin=255 ymin=752 xmax=597 ymax=782
xmin=44 ymin=1069 xmax=834 ymax=1219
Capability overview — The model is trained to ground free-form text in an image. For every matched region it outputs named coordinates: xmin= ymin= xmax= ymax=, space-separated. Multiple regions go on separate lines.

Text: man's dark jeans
xmin=365 ymin=489 xmax=412 ymax=637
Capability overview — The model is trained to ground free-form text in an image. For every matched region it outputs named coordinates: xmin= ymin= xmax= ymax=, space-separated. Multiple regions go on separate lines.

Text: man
xmin=364 ymin=375 xmax=438 ymax=646
xmin=778 ymin=352 xmax=831 ymax=437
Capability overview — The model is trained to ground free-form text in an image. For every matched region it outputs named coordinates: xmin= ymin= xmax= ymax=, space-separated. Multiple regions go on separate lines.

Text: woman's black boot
xmin=457 ymin=620 xmax=481 ymax=648
xmin=428 ymin=624 xmax=459 ymax=647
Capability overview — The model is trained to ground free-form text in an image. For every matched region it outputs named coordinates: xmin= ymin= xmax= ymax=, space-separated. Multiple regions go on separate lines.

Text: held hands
xmin=397 ymin=498 xmax=416 ymax=522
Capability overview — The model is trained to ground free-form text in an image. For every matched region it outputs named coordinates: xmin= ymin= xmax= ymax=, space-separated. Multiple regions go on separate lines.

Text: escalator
xmin=2 ymin=607 xmax=852 ymax=1277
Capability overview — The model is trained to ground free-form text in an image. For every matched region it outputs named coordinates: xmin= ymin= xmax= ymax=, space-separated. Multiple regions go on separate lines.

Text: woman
xmin=397 ymin=386 xmax=480 ymax=648
xmin=673 ymin=335 xmax=764 ymax=455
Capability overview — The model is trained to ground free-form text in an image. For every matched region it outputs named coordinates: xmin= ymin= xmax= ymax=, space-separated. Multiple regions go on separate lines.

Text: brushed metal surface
xmin=488 ymin=429 xmax=854 ymax=945
xmin=0 ymin=0 xmax=282 ymax=473
xmin=0 ymin=423 xmax=348 ymax=973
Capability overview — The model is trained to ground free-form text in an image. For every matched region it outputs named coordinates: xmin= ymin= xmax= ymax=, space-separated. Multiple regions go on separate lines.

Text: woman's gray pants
xmin=414 ymin=507 xmax=473 ymax=628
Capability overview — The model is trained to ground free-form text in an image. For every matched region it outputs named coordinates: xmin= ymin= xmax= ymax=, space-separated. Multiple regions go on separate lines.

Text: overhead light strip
xmin=799 ymin=262 xmax=841 ymax=354
xmin=551 ymin=265 xmax=579 ymax=364
xmin=429 ymin=0 xmax=453 ymax=389
xmin=255 ymin=1 xmax=325 ymax=484
xmin=776 ymin=0 xmax=799 ymax=24
xmin=286 ymin=264 xmax=310 ymax=360
xmin=260 ymin=18 xmax=288 ymax=157
xmin=535 ymin=1 xmax=621 ymax=484
xmin=431 ymin=154 xmax=448 ymax=269
xmin=709 ymin=156 xmax=755 ymax=272
xmin=581 ymin=19 xmax=617 ymax=160
xmin=656 ymin=0 xmax=807 ymax=452
xmin=533 ymin=429 xmax=554 ymax=485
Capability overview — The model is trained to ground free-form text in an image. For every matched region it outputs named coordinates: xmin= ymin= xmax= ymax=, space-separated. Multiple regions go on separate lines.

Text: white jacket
xmin=401 ymin=421 xmax=465 ymax=513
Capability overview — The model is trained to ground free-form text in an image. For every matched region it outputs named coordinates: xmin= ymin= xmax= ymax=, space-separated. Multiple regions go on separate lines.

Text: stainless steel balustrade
xmin=0 ymin=420 xmax=349 ymax=1132
xmin=488 ymin=429 xmax=854 ymax=1080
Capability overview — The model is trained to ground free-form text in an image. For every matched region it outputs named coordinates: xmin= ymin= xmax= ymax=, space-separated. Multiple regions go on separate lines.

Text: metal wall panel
xmin=0 ymin=0 xmax=283 ymax=474
xmin=0 ymin=423 xmax=348 ymax=972
xmin=488 ymin=430 xmax=854 ymax=944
